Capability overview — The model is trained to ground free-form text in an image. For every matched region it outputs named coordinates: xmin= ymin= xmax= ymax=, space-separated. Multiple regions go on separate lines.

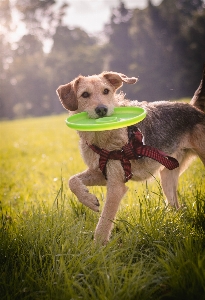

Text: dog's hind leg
xmin=159 ymin=147 xmax=202 ymax=209
xmin=69 ymin=169 xmax=106 ymax=212
xmin=160 ymin=167 xmax=180 ymax=209
xmin=191 ymin=124 xmax=205 ymax=166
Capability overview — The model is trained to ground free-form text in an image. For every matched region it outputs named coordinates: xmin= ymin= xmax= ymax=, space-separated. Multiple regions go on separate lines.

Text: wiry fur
xmin=57 ymin=69 xmax=205 ymax=244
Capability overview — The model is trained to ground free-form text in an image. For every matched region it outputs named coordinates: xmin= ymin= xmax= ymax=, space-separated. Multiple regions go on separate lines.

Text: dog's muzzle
xmin=95 ymin=105 xmax=108 ymax=117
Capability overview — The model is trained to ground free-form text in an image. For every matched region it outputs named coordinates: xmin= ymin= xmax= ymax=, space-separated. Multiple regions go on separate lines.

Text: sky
xmin=62 ymin=0 xmax=163 ymax=34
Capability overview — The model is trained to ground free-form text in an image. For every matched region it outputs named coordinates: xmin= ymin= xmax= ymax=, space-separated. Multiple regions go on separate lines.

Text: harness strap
xmin=88 ymin=144 xmax=133 ymax=181
xmin=88 ymin=127 xmax=179 ymax=182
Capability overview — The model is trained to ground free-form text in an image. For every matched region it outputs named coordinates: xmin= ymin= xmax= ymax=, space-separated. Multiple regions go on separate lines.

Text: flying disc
xmin=65 ymin=107 xmax=146 ymax=131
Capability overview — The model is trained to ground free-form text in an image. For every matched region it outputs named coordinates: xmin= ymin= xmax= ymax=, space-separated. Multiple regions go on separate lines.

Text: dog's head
xmin=56 ymin=71 xmax=138 ymax=118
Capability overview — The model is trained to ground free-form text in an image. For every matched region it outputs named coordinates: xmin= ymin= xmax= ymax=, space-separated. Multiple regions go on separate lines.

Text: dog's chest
xmin=79 ymin=129 xmax=128 ymax=169
xmin=80 ymin=142 xmax=99 ymax=169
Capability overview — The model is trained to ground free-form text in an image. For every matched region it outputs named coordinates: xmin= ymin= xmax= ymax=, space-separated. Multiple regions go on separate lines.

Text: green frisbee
xmin=65 ymin=107 xmax=146 ymax=131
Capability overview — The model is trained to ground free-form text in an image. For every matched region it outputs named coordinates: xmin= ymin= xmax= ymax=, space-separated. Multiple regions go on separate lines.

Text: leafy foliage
xmin=0 ymin=0 xmax=205 ymax=118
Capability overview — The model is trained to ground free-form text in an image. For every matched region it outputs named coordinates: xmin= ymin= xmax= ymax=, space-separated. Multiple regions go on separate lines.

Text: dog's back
xmin=135 ymin=101 xmax=205 ymax=153
xmin=132 ymin=66 xmax=205 ymax=154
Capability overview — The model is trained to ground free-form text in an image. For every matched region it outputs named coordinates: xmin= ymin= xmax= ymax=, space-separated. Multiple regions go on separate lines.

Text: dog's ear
xmin=56 ymin=78 xmax=81 ymax=111
xmin=102 ymin=72 xmax=138 ymax=90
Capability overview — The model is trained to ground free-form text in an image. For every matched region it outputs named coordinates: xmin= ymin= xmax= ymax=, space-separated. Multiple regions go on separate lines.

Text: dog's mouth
xmin=95 ymin=116 xmax=118 ymax=123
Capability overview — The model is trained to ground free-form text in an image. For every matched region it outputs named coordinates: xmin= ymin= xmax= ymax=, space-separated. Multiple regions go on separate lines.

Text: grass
xmin=0 ymin=114 xmax=205 ymax=300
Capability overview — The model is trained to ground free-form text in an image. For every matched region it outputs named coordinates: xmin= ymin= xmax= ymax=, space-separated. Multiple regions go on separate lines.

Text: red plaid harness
xmin=87 ymin=126 xmax=179 ymax=182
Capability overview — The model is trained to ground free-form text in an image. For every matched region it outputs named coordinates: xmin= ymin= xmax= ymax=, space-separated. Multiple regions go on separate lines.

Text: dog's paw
xmin=83 ymin=194 xmax=100 ymax=212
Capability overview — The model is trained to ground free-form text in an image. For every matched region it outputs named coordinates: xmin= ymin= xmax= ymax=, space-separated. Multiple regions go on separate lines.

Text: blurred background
xmin=0 ymin=0 xmax=205 ymax=119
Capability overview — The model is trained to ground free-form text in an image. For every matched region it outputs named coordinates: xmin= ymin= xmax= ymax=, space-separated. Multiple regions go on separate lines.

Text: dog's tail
xmin=190 ymin=64 xmax=205 ymax=112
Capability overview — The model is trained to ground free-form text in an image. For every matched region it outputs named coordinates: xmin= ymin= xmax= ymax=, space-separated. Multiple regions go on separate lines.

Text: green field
xmin=0 ymin=114 xmax=205 ymax=300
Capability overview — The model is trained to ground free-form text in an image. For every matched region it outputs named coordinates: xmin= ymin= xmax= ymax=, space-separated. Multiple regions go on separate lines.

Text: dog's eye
xmin=81 ymin=92 xmax=90 ymax=98
xmin=103 ymin=88 xmax=109 ymax=95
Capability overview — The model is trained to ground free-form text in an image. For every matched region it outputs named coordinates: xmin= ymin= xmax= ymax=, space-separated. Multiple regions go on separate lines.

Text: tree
xmin=0 ymin=35 xmax=13 ymax=118
xmin=46 ymin=25 xmax=104 ymax=114
xmin=0 ymin=0 xmax=13 ymax=118
xmin=2 ymin=34 xmax=49 ymax=118
xmin=103 ymin=2 xmax=135 ymax=98
xmin=105 ymin=2 xmax=132 ymax=72
xmin=128 ymin=0 xmax=205 ymax=101
xmin=1 ymin=0 xmax=205 ymax=119
xmin=15 ymin=0 xmax=68 ymax=40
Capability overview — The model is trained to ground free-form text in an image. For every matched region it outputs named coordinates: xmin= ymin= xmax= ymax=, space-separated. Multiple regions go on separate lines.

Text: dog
xmin=56 ymin=67 xmax=205 ymax=244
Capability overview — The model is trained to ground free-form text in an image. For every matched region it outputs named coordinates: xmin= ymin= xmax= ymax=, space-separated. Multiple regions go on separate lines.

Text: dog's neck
xmin=78 ymin=128 xmax=128 ymax=151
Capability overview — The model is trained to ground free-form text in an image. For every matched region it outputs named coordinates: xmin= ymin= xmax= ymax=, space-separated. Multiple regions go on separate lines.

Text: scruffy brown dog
xmin=56 ymin=67 xmax=205 ymax=244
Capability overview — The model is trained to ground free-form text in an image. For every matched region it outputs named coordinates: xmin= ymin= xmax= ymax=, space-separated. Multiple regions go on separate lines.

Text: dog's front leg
xmin=69 ymin=169 xmax=106 ymax=212
xmin=94 ymin=161 xmax=128 ymax=244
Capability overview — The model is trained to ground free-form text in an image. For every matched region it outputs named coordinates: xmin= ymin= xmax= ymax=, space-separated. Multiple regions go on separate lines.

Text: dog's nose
xmin=95 ymin=105 xmax=108 ymax=117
